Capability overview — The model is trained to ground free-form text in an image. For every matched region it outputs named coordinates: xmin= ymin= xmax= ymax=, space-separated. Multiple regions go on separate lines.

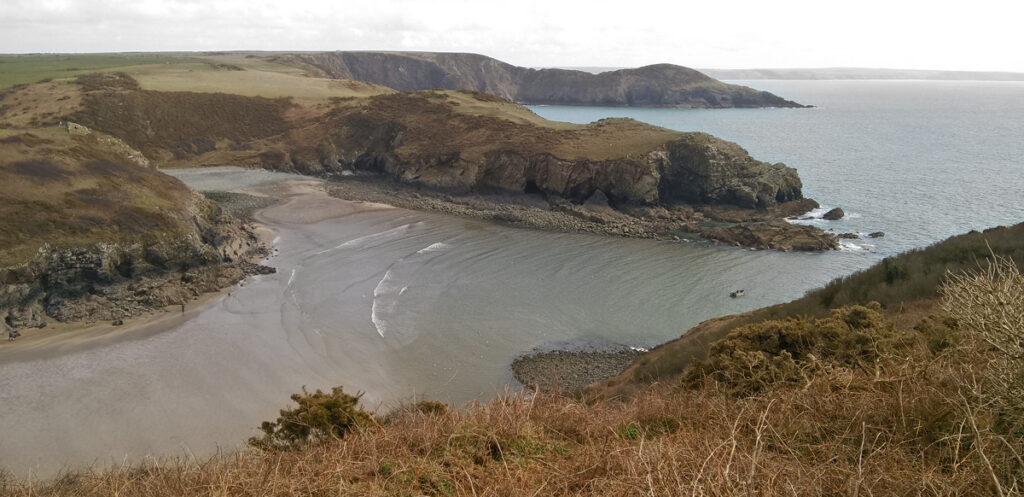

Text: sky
xmin=2 ymin=0 xmax=1023 ymax=72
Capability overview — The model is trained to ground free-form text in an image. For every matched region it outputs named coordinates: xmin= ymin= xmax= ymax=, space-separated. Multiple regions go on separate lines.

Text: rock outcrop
xmin=822 ymin=207 xmax=845 ymax=220
xmin=0 ymin=227 xmax=270 ymax=327
xmin=279 ymin=52 xmax=806 ymax=108
xmin=702 ymin=220 xmax=840 ymax=251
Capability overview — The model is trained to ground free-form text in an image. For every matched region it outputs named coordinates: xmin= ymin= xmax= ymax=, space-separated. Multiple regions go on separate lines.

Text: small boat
xmin=730 ymin=289 xmax=745 ymax=298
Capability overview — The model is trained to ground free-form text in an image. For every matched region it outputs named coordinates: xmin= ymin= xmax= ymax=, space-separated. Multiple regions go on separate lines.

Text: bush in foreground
xmin=248 ymin=386 xmax=372 ymax=450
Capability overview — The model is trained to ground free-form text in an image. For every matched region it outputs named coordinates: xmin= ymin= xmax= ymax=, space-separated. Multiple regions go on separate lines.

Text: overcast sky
xmin=3 ymin=0 xmax=1022 ymax=71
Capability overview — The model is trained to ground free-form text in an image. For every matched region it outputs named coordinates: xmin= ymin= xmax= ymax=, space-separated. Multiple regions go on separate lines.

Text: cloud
xmin=1 ymin=0 xmax=1022 ymax=71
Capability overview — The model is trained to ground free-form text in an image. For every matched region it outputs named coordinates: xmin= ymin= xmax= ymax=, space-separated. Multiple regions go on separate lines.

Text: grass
xmin=2 ymin=64 xmax=688 ymax=179
xmin=0 ymin=53 xmax=177 ymax=89
xmin=70 ymin=83 xmax=294 ymax=161
xmin=136 ymin=70 xmax=390 ymax=102
xmin=0 ymin=53 xmax=392 ymax=110
xmin=0 ymin=129 xmax=194 ymax=267
xmin=326 ymin=91 xmax=681 ymax=164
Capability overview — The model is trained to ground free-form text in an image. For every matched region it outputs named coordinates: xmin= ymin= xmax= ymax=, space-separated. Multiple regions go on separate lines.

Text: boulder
xmin=822 ymin=207 xmax=845 ymax=220
xmin=702 ymin=220 xmax=839 ymax=251
xmin=837 ymin=232 xmax=860 ymax=239
xmin=868 ymin=231 xmax=885 ymax=238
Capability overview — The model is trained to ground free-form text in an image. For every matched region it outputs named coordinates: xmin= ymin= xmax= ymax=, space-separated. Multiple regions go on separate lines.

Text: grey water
xmin=2 ymin=81 xmax=1022 ymax=476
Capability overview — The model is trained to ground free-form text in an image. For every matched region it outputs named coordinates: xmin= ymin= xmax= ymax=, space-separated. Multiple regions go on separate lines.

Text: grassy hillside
xmin=0 ymin=71 xmax=682 ymax=171
xmin=0 ymin=127 xmax=195 ymax=267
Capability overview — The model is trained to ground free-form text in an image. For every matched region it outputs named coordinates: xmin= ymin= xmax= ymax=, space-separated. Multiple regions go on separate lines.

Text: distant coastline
xmin=701 ymin=67 xmax=1024 ymax=81
xmin=555 ymin=66 xmax=1024 ymax=81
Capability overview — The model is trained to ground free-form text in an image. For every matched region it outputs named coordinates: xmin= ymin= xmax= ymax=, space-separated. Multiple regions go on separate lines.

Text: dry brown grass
xmin=330 ymin=91 xmax=680 ymax=164
xmin=0 ymin=80 xmax=82 ymax=128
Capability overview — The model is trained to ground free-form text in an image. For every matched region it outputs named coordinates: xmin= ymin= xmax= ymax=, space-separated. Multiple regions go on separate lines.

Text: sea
xmin=2 ymin=80 xmax=1022 ymax=475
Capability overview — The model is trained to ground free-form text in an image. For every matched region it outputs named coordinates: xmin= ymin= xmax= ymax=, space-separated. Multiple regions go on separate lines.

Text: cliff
xmin=0 ymin=125 xmax=270 ymax=333
xmin=279 ymin=51 xmax=806 ymax=108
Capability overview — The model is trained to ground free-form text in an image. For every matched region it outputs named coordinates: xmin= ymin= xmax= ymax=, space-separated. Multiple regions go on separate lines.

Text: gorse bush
xmin=680 ymin=303 xmax=947 ymax=395
xmin=248 ymin=386 xmax=372 ymax=450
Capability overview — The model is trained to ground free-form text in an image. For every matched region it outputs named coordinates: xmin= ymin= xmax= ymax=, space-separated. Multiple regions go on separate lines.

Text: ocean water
xmin=530 ymin=80 xmax=1024 ymax=258
xmin=3 ymin=81 xmax=1022 ymax=475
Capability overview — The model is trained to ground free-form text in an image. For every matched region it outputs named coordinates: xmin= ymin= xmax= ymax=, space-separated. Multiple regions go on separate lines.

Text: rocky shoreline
xmin=512 ymin=347 xmax=644 ymax=392
xmin=326 ymin=175 xmax=838 ymax=250
xmin=0 ymin=192 xmax=275 ymax=337
xmin=199 ymin=191 xmax=282 ymax=221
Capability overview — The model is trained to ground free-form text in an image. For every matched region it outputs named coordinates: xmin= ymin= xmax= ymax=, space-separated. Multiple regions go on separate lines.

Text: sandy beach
xmin=0 ymin=177 xmax=393 ymax=362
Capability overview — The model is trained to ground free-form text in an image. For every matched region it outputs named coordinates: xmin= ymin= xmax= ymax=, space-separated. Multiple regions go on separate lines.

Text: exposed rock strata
xmin=325 ymin=176 xmax=836 ymax=251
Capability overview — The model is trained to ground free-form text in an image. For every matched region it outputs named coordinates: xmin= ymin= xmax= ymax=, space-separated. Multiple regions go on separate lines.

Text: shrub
xmin=682 ymin=303 xmax=900 ymax=395
xmin=248 ymin=386 xmax=372 ymax=450
xmin=942 ymin=254 xmax=1024 ymax=417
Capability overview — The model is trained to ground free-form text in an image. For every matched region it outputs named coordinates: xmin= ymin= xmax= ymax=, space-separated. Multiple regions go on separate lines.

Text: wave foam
xmin=839 ymin=240 xmax=870 ymax=252
xmin=416 ymin=242 xmax=451 ymax=254
xmin=371 ymin=269 xmax=402 ymax=338
xmin=316 ymin=224 xmax=412 ymax=255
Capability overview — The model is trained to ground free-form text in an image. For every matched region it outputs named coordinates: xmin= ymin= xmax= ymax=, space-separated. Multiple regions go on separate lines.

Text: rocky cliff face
xmin=281 ymin=52 xmax=805 ymax=108
xmin=262 ymin=94 xmax=805 ymax=210
xmin=659 ymin=134 xmax=803 ymax=208
xmin=0 ymin=191 xmax=270 ymax=333
xmin=0 ymin=124 xmax=273 ymax=334
xmin=367 ymin=140 xmax=801 ymax=209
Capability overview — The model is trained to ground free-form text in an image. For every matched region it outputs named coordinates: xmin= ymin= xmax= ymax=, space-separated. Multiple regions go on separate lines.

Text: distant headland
xmin=275 ymin=51 xmax=807 ymax=108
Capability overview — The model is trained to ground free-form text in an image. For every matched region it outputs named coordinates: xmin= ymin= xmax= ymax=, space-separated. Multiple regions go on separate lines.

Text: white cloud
xmin=1 ymin=0 xmax=1022 ymax=71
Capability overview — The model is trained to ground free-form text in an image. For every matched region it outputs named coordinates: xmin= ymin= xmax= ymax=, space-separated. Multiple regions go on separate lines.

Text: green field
xmin=0 ymin=53 xmax=184 ymax=88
